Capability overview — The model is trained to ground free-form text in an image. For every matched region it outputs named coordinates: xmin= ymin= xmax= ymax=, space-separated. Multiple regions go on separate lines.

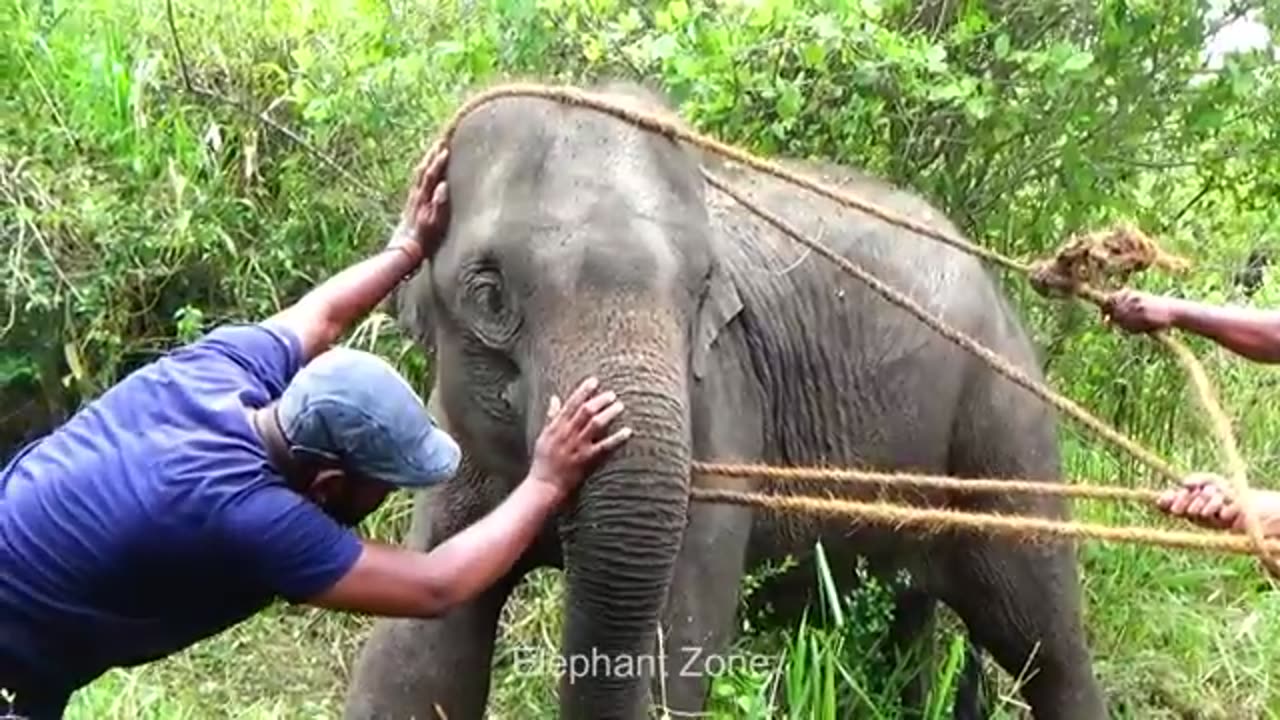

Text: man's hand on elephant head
xmin=388 ymin=147 xmax=451 ymax=263
xmin=529 ymin=377 xmax=633 ymax=502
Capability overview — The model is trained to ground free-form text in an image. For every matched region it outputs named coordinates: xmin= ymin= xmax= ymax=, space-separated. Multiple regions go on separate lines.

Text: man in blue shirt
xmin=0 ymin=149 xmax=632 ymax=718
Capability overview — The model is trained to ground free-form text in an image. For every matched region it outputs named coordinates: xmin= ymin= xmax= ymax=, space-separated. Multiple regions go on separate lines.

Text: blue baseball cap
xmin=275 ymin=346 xmax=461 ymax=488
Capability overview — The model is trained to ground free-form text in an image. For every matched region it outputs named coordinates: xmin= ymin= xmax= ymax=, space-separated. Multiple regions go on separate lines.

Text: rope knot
xmin=1029 ymin=223 xmax=1190 ymax=299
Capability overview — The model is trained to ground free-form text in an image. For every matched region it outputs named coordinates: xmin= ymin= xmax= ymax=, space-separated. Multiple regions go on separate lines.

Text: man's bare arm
xmin=266 ymin=150 xmax=450 ymax=362
xmin=1165 ymin=300 xmax=1280 ymax=363
xmin=265 ymin=245 xmax=425 ymax=361
xmin=1102 ymin=289 xmax=1280 ymax=363
xmin=304 ymin=377 xmax=632 ymax=618
xmin=308 ymin=475 xmax=565 ymax=617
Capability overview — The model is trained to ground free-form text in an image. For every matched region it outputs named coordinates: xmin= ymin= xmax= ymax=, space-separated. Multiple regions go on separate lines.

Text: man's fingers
xmin=409 ymin=156 xmax=430 ymax=187
xmin=547 ymin=394 xmax=562 ymax=419
xmin=1200 ymin=493 xmax=1226 ymax=520
xmin=1221 ymin=504 xmax=1243 ymax=530
xmin=1168 ymin=488 xmax=1196 ymax=515
xmin=414 ymin=143 xmax=445 ymax=175
xmin=578 ymin=390 xmax=618 ymax=420
xmin=583 ymin=400 xmax=625 ymax=435
xmin=1185 ymin=492 xmax=1209 ymax=517
xmin=419 ymin=148 xmax=449 ymax=186
xmin=417 ymin=181 xmax=449 ymax=229
xmin=560 ymin=377 xmax=601 ymax=418
xmin=403 ymin=181 xmax=424 ymax=216
xmin=591 ymin=426 xmax=634 ymax=455
xmin=571 ymin=390 xmax=619 ymax=431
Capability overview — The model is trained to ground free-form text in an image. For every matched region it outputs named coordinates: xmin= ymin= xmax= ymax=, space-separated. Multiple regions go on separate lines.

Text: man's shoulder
xmin=79 ymin=322 xmax=303 ymax=439
xmin=178 ymin=322 xmax=301 ymax=361
xmin=165 ymin=322 xmax=305 ymax=398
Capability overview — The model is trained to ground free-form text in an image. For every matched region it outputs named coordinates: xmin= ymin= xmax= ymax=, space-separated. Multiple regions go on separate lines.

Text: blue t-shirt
xmin=0 ymin=323 xmax=363 ymax=693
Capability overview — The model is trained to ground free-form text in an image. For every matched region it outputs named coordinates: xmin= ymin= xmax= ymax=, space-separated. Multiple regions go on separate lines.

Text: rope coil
xmin=1029 ymin=224 xmax=1191 ymax=298
xmin=421 ymin=83 xmax=1277 ymax=578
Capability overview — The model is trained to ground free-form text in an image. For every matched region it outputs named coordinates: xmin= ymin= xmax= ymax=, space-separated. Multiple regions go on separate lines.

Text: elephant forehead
xmin=450 ymin=205 xmax=690 ymax=297
xmin=446 ymin=96 xmax=705 ymax=224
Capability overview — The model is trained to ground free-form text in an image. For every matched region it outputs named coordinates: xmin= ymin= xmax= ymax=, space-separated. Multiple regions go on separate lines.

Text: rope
xmin=1028 ymin=223 xmax=1191 ymax=298
xmin=1154 ymin=333 xmax=1278 ymax=576
xmin=421 ymin=83 xmax=1276 ymax=575
xmin=690 ymin=461 xmax=1162 ymax=502
xmin=689 ymin=488 xmax=1280 ymax=559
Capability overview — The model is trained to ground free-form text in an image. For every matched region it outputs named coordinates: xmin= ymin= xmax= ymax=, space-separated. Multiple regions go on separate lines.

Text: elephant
xmin=341 ymin=80 xmax=1107 ymax=720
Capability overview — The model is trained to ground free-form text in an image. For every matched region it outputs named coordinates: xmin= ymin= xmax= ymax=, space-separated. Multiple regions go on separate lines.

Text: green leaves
xmin=1061 ymin=49 xmax=1096 ymax=73
xmin=994 ymin=32 xmax=1012 ymax=59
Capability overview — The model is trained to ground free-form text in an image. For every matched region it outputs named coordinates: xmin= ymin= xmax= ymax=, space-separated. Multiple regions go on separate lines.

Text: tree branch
xmin=163 ymin=0 xmax=387 ymax=208
xmin=1163 ymin=178 xmax=1217 ymax=232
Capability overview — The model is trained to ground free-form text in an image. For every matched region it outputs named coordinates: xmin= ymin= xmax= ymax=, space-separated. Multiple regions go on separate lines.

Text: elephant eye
xmin=461 ymin=263 xmax=521 ymax=348
xmin=477 ymin=279 xmax=504 ymax=315
xmin=466 ymin=268 xmax=506 ymax=316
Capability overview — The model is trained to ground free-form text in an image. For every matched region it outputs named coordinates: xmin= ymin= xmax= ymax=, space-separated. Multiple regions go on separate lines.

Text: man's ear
xmin=691 ymin=253 xmax=743 ymax=381
xmin=307 ymin=469 xmax=345 ymax=504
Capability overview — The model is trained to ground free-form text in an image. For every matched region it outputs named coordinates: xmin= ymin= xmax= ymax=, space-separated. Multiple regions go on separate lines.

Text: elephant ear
xmin=691 ymin=252 xmax=743 ymax=381
xmin=388 ymin=263 xmax=438 ymax=352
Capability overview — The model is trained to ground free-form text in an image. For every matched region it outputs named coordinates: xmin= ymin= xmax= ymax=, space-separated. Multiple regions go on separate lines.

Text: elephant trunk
xmin=534 ymin=300 xmax=691 ymax=719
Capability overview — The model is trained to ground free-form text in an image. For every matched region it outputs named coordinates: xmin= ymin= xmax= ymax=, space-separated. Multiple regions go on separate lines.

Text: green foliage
xmin=704 ymin=550 xmax=970 ymax=719
xmin=3 ymin=0 xmax=1280 ymax=717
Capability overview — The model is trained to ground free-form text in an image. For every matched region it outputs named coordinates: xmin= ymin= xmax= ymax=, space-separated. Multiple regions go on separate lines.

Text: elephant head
xmin=391 ymin=83 xmax=743 ymax=716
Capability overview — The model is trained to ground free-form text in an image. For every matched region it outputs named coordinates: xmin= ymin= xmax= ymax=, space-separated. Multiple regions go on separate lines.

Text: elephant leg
xmin=935 ymin=539 xmax=1105 ymax=720
xmin=888 ymin=588 xmax=937 ymax=711
xmin=343 ymin=577 xmax=517 ymax=720
xmin=649 ymin=501 xmax=754 ymax=714
xmin=941 ymin=345 xmax=1106 ymax=719
xmin=344 ymin=467 xmax=546 ymax=720
xmin=879 ymin=575 xmax=1000 ymax=720
xmin=953 ymin=641 xmax=992 ymax=720
xmin=889 ymin=589 xmax=995 ymax=720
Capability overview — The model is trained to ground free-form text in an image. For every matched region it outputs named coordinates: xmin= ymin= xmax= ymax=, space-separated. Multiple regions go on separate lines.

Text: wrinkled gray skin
xmin=343 ymin=81 xmax=1107 ymax=720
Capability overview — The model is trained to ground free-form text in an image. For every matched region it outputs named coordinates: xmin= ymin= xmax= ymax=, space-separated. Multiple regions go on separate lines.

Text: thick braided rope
xmin=690 ymin=488 xmax=1280 ymax=559
xmin=422 ymin=83 xmax=1274 ymax=572
xmin=691 ymin=461 xmax=1161 ymax=501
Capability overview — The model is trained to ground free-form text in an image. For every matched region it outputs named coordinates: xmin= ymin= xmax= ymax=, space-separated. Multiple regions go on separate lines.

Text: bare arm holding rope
xmin=1103 ymin=289 xmax=1280 ymax=362
xmin=1102 ymin=290 xmax=1280 ymax=537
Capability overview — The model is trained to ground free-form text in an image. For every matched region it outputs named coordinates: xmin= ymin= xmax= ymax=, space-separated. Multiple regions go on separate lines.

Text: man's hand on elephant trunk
xmin=529 ymin=376 xmax=633 ymax=503
xmin=387 ymin=147 xmax=451 ymax=263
